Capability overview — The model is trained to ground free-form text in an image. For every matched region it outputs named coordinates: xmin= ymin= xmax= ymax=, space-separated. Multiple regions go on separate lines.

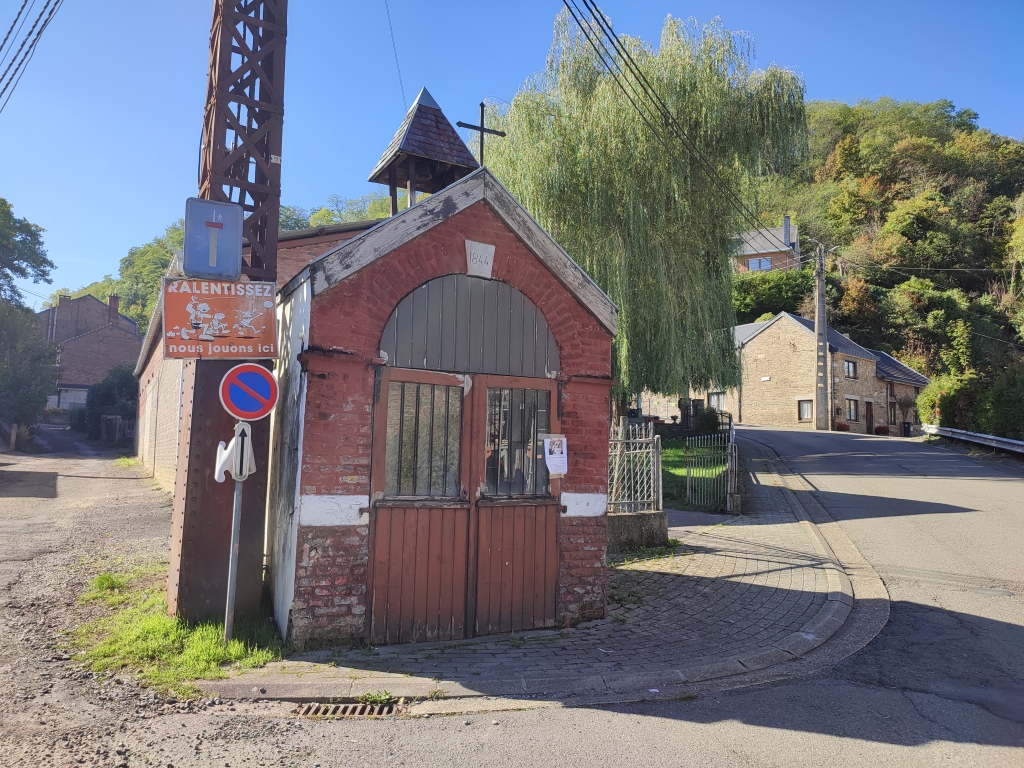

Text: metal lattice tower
xmin=198 ymin=0 xmax=287 ymax=281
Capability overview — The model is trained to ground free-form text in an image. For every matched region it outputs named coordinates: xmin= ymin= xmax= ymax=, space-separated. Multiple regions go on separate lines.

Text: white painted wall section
xmin=299 ymin=495 xmax=370 ymax=526
xmin=561 ymin=492 xmax=607 ymax=517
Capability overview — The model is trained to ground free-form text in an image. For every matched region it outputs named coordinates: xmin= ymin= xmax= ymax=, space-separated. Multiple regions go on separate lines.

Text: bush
xmin=917 ymin=372 xmax=986 ymax=430
xmin=834 ymin=421 xmax=850 ymax=431
xmin=83 ymin=365 xmax=138 ymax=440
xmin=873 ymin=424 xmax=890 ymax=435
xmin=989 ymin=359 xmax=1024 ymax=440
xmin=693 ymin=407 xmax=721 ymax=435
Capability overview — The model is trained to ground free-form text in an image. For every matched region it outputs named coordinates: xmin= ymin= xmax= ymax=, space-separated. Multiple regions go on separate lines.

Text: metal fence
xmin=607 ymin=421 xmax=662 ymax=513
xmin=679 ymin=432 xmax=730 ymax=511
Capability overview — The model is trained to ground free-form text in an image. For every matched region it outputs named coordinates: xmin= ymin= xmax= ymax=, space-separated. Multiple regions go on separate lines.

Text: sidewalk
xmin=204 ymin=440 xmax=856 ymax=706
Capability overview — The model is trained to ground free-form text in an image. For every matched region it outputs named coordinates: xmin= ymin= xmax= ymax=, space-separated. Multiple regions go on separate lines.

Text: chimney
xmin=783 ymin=215 xmax=791 ymax=249
xmin=58 ymin=294 xmax=71 ymax=308
xmin=108 ymin=295 xmax=119 ymax=323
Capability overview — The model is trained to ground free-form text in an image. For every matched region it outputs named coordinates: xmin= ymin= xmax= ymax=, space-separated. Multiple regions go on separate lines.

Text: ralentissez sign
xmin=162 ymin=278 xmax=278 ymax=360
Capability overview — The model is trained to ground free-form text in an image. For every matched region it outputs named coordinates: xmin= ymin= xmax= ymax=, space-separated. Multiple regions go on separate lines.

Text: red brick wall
xmin=303 ymin=200 xmax=613 ymax=497
xmin=293 ymin=200 xmax=613 ymax=642
xmin=291 ymin=524 xmax=369 ymax=643
xmin=557 ymin=515 xmax=608 ymax=624
xmin=57 ymin=324 xmax=143 ymax=388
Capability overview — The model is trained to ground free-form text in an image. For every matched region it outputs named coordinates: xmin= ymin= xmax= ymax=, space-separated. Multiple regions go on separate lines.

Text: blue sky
xmin=3 ymin=0 xmax=1022 ymax=308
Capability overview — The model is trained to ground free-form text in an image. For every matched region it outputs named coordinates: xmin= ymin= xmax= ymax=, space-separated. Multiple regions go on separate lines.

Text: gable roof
xmin=869 ymin=348 xmax=930 ymax=387
xmin=287 ymin=167 xmax=618 ymax=335
xmin=37 ymin=293 xmax=140 ymax=335
xmin=737 ymin=224 xmax=798 ymax=257
xmin=735 ymin=312 xmax=874 ymax=357
xmin=734 ymin=319 xmax=771 ymax=345
xmin=736 ymin=312 xmax=930 ymax=385
xmin=367 ymin=87 xmax=479 ymax=188
xmin=784 ymin=313 xmax=877 ymax=359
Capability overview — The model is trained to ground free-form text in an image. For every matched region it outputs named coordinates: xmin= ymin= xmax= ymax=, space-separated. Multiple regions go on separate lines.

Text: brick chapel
xmin=263 ymin=89 xmax=618 ymax=645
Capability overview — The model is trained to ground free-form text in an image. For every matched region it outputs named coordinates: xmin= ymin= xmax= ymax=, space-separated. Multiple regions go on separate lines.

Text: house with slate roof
xmin=690 ymin=312 xmax=928 ymax=433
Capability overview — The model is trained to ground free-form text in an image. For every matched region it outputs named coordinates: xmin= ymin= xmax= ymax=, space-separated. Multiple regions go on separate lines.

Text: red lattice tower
xmin=198 ymin=0 xmax=287 ymax=281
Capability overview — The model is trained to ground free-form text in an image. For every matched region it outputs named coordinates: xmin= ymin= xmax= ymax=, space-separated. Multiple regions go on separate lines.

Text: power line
xmin=382 ymin=0 xmax=406 ymax=111
xmin=0 ymin=0 xmax=31 ymax=59
xmin=0 ymin=0 xmax=61 ymax=116
xmin=562 ymin=1 xmax=795 ymax=257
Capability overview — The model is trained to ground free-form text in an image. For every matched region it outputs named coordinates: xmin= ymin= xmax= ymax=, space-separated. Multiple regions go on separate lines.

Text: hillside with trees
xmin=739 ymin=97 xmax=1024 ymax=437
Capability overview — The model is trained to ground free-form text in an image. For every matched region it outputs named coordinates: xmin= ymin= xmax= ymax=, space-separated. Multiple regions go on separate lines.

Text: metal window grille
xmin=607 ymin=422 xmax=662 ymax=513
xmin=484 ymin=387 xmax=551 ymax=497
xmin=384 ymin=382 xmax=461 ymax=497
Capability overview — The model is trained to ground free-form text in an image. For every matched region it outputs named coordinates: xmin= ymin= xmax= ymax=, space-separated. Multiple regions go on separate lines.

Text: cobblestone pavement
xmin=212 ymin=440 xmax=849 ymax=701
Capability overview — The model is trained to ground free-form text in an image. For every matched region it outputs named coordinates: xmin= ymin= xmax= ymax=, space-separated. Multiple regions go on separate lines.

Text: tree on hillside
xmin=0 ymin=197 xmax=54 ymax=304
xmin=487 ymin=12 xmax=807 ymax=398
xmin=0 ymin=299 xmax=56 ymax=426
xmin=50 ymin=220 xmax=182 ymax=334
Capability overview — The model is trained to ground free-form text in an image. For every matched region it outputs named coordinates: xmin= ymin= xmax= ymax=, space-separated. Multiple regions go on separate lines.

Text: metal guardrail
xmin=921 ymin=424 xmax=1024 ymax=455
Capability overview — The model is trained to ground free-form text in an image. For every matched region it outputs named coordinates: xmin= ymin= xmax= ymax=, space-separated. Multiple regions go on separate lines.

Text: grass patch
xmin=662 ymin=438 xmax=728 ymax=511
xmin=113 ymin=456 xmax=140 ymax=468
xmin=74 ymin=570 xmax=283 ymax=697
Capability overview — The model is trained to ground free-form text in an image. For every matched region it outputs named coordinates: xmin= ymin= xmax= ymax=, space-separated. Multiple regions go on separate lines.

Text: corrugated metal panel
xmin=380 ymin=274 xmax=560 ymax=377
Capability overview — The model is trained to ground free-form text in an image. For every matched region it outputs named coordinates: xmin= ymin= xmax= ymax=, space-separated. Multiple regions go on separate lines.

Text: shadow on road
xmin=596 ymin=597 xmax=1024 ymax=748
xmin=0 ymin=470 xmax=58 ymax=498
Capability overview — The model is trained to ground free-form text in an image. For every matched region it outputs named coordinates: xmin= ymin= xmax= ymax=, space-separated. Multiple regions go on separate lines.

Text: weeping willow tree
xmin=486 ymin=12 xmax=807 ymax=400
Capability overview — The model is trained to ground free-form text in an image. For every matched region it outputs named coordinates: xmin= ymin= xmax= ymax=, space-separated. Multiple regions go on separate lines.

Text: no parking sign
xmin=219 ymin=363 xmax=279 ymax=421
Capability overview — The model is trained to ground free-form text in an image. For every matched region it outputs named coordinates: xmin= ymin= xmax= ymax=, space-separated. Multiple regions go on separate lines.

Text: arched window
xmin=380 ymin=274 xmax=559 ymax=377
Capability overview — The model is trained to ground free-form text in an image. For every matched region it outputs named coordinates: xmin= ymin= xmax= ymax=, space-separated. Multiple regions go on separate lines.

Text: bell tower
xmin=367 ymin=87 xmax=480 ymax=215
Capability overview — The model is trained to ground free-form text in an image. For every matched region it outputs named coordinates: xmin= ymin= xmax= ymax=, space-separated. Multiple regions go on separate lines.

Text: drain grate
xmin=296 ymin=700 xmax=403 ymax=719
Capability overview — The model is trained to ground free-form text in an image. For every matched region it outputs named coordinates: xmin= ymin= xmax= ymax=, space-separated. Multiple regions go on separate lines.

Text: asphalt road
xmin=4 ymin=426 xmax=1023 ymax=767
xmin=311 ymin=427 xmax=1024 ymax=767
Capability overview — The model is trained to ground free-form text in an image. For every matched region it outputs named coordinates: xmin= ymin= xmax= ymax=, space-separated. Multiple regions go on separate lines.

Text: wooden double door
xmin=367 ymin=368 xmax=560 ymax=645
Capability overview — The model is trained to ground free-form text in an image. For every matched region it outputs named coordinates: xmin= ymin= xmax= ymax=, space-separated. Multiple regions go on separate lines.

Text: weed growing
xmin=74 ymin=570 xmax=283 ymax=697
xmin=113 ymin=456 xmax=141 ymax=469
xmin=356 ymin=691 xmax=395 ymax=706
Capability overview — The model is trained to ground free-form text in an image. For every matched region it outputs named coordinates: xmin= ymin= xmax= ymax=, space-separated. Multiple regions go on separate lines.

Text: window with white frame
xmin=846 ymin=398 xmax=859 ymax=422
xmin=798 ymin=400 xmax=813 ymax=421
xmin=708 ymin=392 xmax=726 ymax=411
xmin=747 ymin=257 xmax=772 ymax=271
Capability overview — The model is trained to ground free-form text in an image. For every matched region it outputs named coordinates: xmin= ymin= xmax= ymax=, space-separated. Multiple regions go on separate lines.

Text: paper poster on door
xmin=543 ymin=435 xmax=567 ymax=477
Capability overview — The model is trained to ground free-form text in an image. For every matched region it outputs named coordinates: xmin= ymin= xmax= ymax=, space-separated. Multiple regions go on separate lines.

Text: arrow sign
xmin=219 ymin=363 xmax=279 ymax=421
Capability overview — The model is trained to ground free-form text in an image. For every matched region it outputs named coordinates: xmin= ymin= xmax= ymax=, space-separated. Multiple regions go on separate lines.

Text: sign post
xmin=215 ymin=364 xmax=279 ymax=642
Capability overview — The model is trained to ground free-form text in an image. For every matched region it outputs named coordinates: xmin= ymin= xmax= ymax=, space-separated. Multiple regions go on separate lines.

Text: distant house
xmin=735 ymin=215 xmax=800 ymax=273
xmin=690 ymin=312 xmax=929 ymax=433
xmin=35 ymin=294 xmax=143 ymax=410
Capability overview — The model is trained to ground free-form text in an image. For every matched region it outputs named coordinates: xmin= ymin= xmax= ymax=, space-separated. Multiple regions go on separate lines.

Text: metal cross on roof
xmin=457 ymin=102 xmax=506 ymax=168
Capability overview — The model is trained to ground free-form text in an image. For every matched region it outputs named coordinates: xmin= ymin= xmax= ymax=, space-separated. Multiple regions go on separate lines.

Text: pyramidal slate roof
xmin=368 ymin=87 xmax=479 ymax=186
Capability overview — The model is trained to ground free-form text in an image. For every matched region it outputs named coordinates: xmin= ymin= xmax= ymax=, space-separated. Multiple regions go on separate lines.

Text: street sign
xmin=215 ymin=422 xmax=257 ymax=483
xmin=183 ymin=198 xmax=244 ymax=280
xmin=219 ymin=363 xmax=279 ymax=421
xmin=162 ymin=277 xmax=277 ymax=360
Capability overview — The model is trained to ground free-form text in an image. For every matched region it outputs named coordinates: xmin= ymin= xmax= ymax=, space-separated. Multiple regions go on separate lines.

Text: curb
xmin=202 ymin=437 xmax=890 ymax=707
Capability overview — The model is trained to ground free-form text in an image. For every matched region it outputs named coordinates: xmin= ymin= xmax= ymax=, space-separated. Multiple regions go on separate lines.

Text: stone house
xmin=36 ymin=294 xmax=142 ymax=410
xmin=691 ymin=312 xmax=928 ymax=433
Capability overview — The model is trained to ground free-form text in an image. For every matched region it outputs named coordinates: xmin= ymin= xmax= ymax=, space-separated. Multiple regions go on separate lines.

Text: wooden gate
xmin=369 ymin=505 xmax=471 ymax=645
xmin=475 ymin=501 xmax=559 ymax=635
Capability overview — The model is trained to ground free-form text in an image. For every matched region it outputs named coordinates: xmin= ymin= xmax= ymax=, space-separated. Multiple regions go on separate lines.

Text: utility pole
xmin=814 ymin=242 xmax=830 ymax=430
